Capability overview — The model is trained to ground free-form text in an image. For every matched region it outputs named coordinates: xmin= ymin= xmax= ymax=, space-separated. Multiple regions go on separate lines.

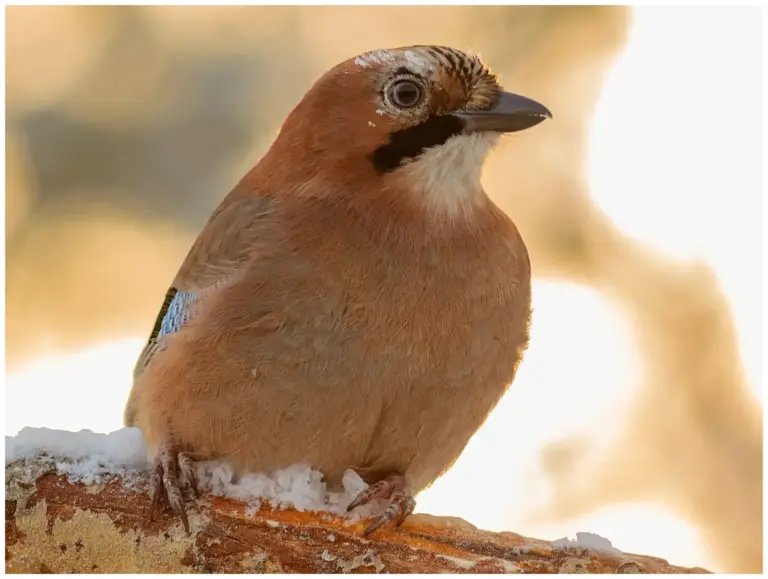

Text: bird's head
xmin=266 ymin=45 xmax=551 ymax=214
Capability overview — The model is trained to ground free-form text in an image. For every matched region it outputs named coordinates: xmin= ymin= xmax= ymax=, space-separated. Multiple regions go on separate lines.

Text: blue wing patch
xmin=157 ymin=289 xmax=199 ymax=339
xmin=133 ymin=287 xmax=200 ymax=378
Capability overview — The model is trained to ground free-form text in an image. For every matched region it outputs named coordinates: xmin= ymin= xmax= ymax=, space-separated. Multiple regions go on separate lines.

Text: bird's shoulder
xmin=133 ymin=189 xmax=284 ymax=379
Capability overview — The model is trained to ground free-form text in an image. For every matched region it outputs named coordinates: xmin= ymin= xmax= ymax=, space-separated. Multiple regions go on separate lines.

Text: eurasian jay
xmin=125 ymin=45 xmax=551 ymax=534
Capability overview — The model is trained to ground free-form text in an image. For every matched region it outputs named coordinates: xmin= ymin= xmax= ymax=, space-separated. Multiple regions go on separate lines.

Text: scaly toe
xmin=148 ymin=462 xmax=165 ymax=522
xmin=360 ymin=478 xmax=416 ymax=535
xmin=395 ymin=495 xmax=416 ymax=527
xmin=347 ymin=479 xmax=394 ymax=512
xmin=178 ymin=452 xmax=199 ymax=499
xmin=148 ymin=443 xmax=194 ymax=534
xmin=164 ymin=471 xmax=189 ymax=533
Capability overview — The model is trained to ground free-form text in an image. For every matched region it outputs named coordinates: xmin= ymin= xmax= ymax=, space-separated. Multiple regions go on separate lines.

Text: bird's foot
xmin=148 ymin=442 xmax=198 ymax=534
xmin=347 ymin=473 xmax=416 ymax=535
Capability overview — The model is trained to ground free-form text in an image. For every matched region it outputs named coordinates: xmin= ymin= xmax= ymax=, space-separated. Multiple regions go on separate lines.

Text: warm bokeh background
xmin=4 ymin=5 xmax=762 ymax=573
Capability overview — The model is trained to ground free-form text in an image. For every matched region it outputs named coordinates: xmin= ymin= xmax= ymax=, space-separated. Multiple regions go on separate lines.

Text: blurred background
xmin=4 ymin=5 xmax=762 ymax=573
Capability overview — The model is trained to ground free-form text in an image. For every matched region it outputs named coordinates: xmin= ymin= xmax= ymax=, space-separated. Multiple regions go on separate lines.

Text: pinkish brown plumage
xmin=125 ymin=45 xmax=551 ymax=534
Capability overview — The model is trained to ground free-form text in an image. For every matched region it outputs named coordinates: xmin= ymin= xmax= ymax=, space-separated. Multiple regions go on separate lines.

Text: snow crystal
xmin=5 ymin=426 xmax=148 ymax=485
xmin=5 ymin=426 xmax=385 ymax=521
xmin=552 ymin=532 xmax=623 ymax=556
xmin=194 ymin=460 xmax=380 ymax=519
xmin=341 ymin=467 xmax=368 ymax=497
xmin=5 ymin=426 xmax=147 ymax=466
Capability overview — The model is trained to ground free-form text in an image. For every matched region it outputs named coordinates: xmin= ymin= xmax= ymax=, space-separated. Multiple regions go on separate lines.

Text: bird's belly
xmin=151 ymin=275 xmax=530 ymax=492
xmin=358 ymin=320 xmax=527 ymax=491
xmin=302 ymin=274 xmax=528 ymax=483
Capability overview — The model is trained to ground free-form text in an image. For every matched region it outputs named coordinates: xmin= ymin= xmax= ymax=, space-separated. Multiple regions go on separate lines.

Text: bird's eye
xmin=387 ymin=79 xmax=424 ymax=109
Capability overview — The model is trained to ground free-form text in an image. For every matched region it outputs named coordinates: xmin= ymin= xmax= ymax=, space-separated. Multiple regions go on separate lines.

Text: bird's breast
xmin=280 ymin=197 xmax=532 ymax=395
xmin=320 ymin=234 xmax=531 ymax=490
xmin=336 ymin=235 xmax=531 ymax=385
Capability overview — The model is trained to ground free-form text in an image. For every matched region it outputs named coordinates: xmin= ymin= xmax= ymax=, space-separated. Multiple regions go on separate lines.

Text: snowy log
xmin=6 ymin=462 xmax=711 ymax=573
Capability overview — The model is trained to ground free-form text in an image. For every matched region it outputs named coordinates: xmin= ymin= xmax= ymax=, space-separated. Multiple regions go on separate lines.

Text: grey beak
xmin=456 ymin=91 xmax=552 ymax=134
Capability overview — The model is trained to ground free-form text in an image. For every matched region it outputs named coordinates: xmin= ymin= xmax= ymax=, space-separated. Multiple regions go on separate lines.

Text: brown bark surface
xmin=6 ymin=458 xmax=711 ymax=574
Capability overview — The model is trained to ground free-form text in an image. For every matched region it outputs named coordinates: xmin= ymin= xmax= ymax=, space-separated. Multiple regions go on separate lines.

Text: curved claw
xmin=148 ymin=462 xmax=165 ymax=522
xmin=363 ymin=513 xmax=390 ymax=536
xmin=164 ymin=466 xmax=189 ymax=533
xmin=362 ymin=492 xmax=416 ymax=535
xmin=178 ymin=452 xmax=199 ymax=498
xmin=147 ymin=444 xmax=196 ymax=534
xmin=395 ymin=495 xmax=416 ymax=527
xmin=349 ymin=474 xmax=416 ymax=536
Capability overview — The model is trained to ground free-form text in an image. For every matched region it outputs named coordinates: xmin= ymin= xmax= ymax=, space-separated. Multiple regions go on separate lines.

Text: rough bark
xmin=5 ymin=457 xmax=711 ymax=574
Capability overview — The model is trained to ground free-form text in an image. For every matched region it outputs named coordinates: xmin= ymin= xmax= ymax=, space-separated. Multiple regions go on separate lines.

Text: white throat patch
xmin=400 ymin=132 xmax=499 ymax=215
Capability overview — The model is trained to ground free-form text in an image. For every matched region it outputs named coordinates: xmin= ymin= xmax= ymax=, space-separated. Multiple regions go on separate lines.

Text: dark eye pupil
xmin=390 ymin=80 xmax=422 ymax=108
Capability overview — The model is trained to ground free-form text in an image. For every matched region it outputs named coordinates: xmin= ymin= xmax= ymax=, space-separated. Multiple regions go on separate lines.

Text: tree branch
xmin=6 ymin=456 xmax=710 ymax=573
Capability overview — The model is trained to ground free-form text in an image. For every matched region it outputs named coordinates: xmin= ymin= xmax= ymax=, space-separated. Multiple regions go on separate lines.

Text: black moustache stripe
xmin=370 ymin=114 xmax=465 ymax=173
